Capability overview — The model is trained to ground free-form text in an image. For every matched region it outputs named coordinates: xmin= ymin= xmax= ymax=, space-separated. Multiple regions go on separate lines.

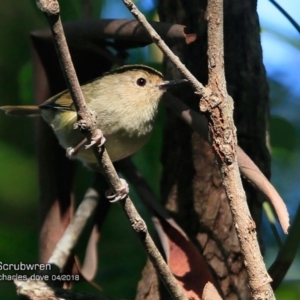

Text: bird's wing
xmin=39 ymin=90 xmax=76 ymax=111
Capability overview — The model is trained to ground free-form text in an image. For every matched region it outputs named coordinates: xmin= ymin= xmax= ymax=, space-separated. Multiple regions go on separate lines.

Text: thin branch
xmin=269 ymin=0 xmax=300 ymax=34
xmin=122 ymin=0 xmax=277 ymax=299
xmin=205 ymin=1 xmax=275 ymax=299
xmin=118 ymin=159 xmax=217 ymax=299
xmin=36 ymin=1 xmax=188 ymax=299
xmin=122 ymin=0 xmax=207 ymax=97
xmin=123 ymin=0 xmax=288 ymax=234
xmin=37 ymin=0 xmax=124 ymax=195
xmin=14 ymin=187 xmax=102 ymax=300
xmin=119 ymin=198 xmax=189 ymax=300
xmin=47 ymin=188 xmax=99 ymax=269
xmin=123 ymin=0 xmax=289 ymax=237
xmin=15 ymin=279 xmax=119 ymax=300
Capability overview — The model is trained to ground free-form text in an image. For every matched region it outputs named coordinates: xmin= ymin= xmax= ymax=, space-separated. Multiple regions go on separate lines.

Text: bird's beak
xmin=158 ymin=79 xmax=188 ymax=91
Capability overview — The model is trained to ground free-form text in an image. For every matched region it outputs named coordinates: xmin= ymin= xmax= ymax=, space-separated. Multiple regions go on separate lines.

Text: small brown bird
xmin=1 ymin=65 xmax=186 ymax=169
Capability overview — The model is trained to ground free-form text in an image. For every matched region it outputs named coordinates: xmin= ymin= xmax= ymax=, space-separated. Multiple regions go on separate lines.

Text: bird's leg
xmin=105 ymin=178 xmax=129 ymax=203
xmin=73 ymin=115 xmax=106 ymax=152
xmin=84 ymin=128 xmax=106 ymax=150
xmin=66 ymin=138 xmax=88 ymax=158
xmin=66 ymin=129 xmax=106 ymax=158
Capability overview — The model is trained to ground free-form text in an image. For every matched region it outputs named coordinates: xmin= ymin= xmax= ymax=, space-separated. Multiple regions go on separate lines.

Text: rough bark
xmin=136 ymin=1 xmax=270 ymax=300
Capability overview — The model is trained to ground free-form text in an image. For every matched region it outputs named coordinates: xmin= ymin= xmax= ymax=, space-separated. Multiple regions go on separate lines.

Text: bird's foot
xmin=66 ymin=129 xmax=106 ymax=158
xmin=105 ymin=178 xmax=129 ymax=203
xmin=84 ymin=129 xmax=106 ymax=150
xmin=66 ymin=138 xmax=88 ymax=158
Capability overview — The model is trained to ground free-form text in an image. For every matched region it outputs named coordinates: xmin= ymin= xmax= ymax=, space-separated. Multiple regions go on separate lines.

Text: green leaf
xmin=18 ymin=61 xmax=33 ymax=105
xmin=0 ymin=142 xmax=38 ymax=206
xmin=275 ymin=280 xmax=300 ymax=300
xmin=262 ymin=25 xmax=300 ymax=50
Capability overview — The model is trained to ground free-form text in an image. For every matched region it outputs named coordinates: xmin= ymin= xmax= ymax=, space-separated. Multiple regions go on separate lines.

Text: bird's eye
xmin=136 ymin=78 xmax=147 ymax=87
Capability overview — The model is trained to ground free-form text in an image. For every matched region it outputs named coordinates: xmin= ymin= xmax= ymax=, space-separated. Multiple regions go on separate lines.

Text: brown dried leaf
xmin=81 ymin=225 xmax=100 ymax=281
xmin=237 ymin=146 xmax=290 ymax=233
xmin=202 ymin=282 xmax=223 ymax=300
xmin=153 ymin=216 xmax=215 ymax=300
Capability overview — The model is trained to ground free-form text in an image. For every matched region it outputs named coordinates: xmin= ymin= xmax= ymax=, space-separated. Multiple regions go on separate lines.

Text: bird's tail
xmin=0 ymin=105 xmax=41 ymax=117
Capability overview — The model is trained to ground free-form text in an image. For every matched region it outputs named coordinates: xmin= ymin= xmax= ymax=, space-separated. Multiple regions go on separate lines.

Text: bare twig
xmin=118 ymin=159 xmax=217 ymax=299
xmin=36 ymin=1 xmax=188 ymax=299
xmin=122 ymin=0 xmax=289 ymax=233
xmin=123 ymin=0 xmax=289 ymax=233
xmin=122 ymin=0 xmax=276 ymax=298
xmin=269 ymin=0 xmax=300 ymax=34
xmin=205 ymin=1 xmax=275 ymax=299
xmin=122 ymin=0 xmax=207 ymax=97
xmin=37 ymin=0 xmax=123 ymax=195
xmin=15 ymin=279 xmax=118 ymax=300
xmin=47 ymin=188 xmax=99 ymax=270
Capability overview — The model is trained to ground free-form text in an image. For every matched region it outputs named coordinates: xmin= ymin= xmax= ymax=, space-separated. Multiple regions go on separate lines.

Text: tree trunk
xmin=136 ymin=1 xmax=270 ymax=300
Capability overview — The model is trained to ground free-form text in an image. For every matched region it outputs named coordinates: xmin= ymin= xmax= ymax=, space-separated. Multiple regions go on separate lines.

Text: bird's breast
xmin=41 ymin=108 xmax=155 ymax=165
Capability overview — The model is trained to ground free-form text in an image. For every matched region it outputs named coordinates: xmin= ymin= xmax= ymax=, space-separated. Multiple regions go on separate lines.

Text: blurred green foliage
xmin=0 ymin=1 xmax=299 ymax=299
xmin=270 ymin=115 xmax=297 ymax=162
xmin=275 ymin=281 xmax=300 ymax=300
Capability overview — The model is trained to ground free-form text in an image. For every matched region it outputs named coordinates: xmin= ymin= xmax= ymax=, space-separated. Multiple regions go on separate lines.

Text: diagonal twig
xmin=269 ymin=0 xmax=300 ymax=34
xmin=122 ymin=0 xmax=277 ymax=298
xmin=35 ymin=1 xmax=188 ymax=299
xmin=122 ymin=0 xmax=207 ymax=96
xmin=47 ymin=188 xmax=99 ymax=269
xmin=37 ymin=0 xmax=122 ymax=195
xmin=122 ymin=0 xmax=289 ymax=235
